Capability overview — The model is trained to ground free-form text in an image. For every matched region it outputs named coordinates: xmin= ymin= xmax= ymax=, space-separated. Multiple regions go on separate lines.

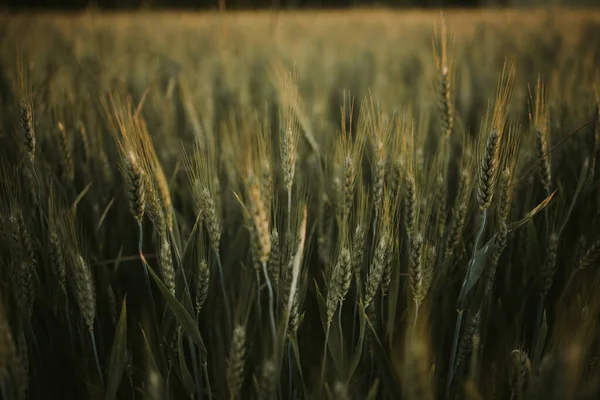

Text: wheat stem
xmin=320 ymin=324 xmax=331 ymax=390
xmin=262 ymin=261 xmax=277 ymax=344
xmin=202 ymin=359 xmax=213 ymax=400
xmin=90 ymin=331 xmax=104 ymax=387
xmin=338 ymin=305 xmax=344 ymax=367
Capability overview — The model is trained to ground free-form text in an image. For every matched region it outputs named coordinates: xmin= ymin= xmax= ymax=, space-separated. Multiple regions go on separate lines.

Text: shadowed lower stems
xmin=288 ymin=341 xmax=294 ymax=400
xmin=338 ymin=304 xmax=344 ymax=367
xmin=446 ymin=209 xmax=488 ymax=399
xmin=202 ymin=359 xmax=213 ymax=400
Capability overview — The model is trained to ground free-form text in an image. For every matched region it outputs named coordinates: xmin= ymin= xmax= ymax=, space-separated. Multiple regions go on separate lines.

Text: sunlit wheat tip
xmin=124 ymin=151 xmax=146 ymax=223
xmin=477 ymin=129 xmax=500 ymax=211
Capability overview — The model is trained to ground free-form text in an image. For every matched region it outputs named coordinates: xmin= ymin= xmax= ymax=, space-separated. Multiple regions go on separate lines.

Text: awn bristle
xmin=124 ymin=151 xmax=146 ymax=223
xmin=20 ymin=101 xmax=35 ymax=161
xmin=73 ymin=254 xmax=96 ymax=332
xmin=477 ymin=130 xmax=501 ymax=211
xmin=226 ymin=324 xmax=247 ymax=400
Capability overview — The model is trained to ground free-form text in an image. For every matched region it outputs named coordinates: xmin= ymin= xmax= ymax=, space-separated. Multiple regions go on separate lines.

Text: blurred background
xmin=1 ymin=0 xmax=598 ymax=11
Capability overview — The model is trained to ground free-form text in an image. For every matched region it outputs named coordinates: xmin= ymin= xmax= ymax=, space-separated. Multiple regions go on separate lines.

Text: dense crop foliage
xmin=1 ymin=9 xmax=600 ymax=400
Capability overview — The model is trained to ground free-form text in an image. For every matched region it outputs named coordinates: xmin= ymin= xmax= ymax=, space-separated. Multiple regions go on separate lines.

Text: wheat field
xmin=0 ymin=8 xmax=600 ymax=400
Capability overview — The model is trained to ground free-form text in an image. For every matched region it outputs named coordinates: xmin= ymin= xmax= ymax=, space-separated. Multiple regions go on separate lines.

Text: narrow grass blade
xmin=290 ymin=337 xmax=306 ymax=390
xmin=314 ymin=281 xmax=342 ymax=372
xmin=146 ymin=264 xmax=206 ymax=352
xmin=71 ymin=181 xmax=93 ymax=214
xmin=559 ymin=159 xmax=589 ymax=235
xmin=533 ymin=310 xmax=548 ymax=371
xmin=140 ymin=325 xmax=160 ymax=376
xmin=367 ymin=379 xmax=380 ymax=400
xmin=507 ymin=190 xmax=556 ymax=233
xmin=177 ymin=326 xmax=197 ymax=395
xmin=107 ymin=298 xmax=128 ymax=400
xmin=456 ymin=237 xmax=494 ymax=310
xmin=360 ymin=304 xmax=400 ymax=399
xmin=348 ymin=301 xmax=367 ymax=379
